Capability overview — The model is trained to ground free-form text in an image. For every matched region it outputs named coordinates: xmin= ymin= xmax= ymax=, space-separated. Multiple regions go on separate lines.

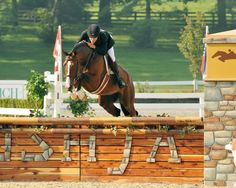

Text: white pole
xmin=43 ymin=71 xmax=50 ymax=116
xmin=58 ymin=25 xmax=63 ymax=85
xmin=202 ymin=25 xmax=209 ymax=80
xmin=53 ymin=25 xmax=62 ymax=117
xmin=59 ymin=25 xmax=64 ymax=117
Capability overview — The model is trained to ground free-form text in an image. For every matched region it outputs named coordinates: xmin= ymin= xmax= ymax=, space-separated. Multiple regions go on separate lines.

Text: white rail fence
xmin=134 ymin=80 xmax=204 ymax=86
xmin=0 ymin=74 xmax=204 ymax=117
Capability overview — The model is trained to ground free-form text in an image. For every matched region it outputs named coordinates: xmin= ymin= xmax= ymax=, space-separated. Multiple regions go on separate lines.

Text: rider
xmin=77 ymin=24 xmax=126 ymax=88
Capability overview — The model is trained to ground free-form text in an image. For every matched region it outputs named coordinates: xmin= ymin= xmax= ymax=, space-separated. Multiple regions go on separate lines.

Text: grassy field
xmin=0 ymin=24 xmax=196 ymax=81
xmin=0 ymin=0 xmax=216 ymax=81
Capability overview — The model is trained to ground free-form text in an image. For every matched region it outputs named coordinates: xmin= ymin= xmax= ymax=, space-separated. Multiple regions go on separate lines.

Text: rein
xmin=83 ymin=50 xmax=96 ymax=72
xmin=74 ymin=50 xmax=95 ymax=84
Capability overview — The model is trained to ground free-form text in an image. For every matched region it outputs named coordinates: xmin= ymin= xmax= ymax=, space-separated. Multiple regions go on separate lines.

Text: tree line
xmin=0 ymin=0 xmax=235 ymax=29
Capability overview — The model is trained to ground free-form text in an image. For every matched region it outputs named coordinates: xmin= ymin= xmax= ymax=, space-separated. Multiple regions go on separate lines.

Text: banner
xmin=201 ymin=46 xmax=206 ymax=75
xmin=53 ymin=26 xmax=62 ymax=73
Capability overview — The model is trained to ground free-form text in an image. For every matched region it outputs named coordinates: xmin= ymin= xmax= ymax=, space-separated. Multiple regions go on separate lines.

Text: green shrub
xmin=26 ymin=70 xmax=49 ymax=110
xmin=0 ymin=98 xmax=41 ymax=108
xmin=68 ymin=98 xmax=95 ymax=117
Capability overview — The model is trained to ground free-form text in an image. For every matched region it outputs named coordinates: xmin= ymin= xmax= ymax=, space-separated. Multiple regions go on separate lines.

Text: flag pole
xmin=203 ymin=25 xmax=209 ymax=80
xmin=58 ymin=25 xmax=63 ymax=85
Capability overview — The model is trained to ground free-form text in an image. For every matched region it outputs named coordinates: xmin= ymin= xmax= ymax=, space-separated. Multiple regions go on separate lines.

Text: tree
xmin=18 ymin=0 xmax=48 ymax=9
xmin=217 ymin=0 xmax=226 ymax=30
xmin=34 ymin=0 xmax=92 ymax=42
xmin=11 ymin=0 xmax=18 ymax=26
xmin=177 ymin=13 xmax=205 ymax=92
xmin=98 ymin=0 xmax=111 ymax=27
xmin=51 ymin=0 xmax=62 ymax=28
xmin=118 ymin=0 xmax=198 ymax=19
xmin=146 ymin=0 xmax=151 ymax=20
xmin=59 ymin=0 xmax=92 ymax=24
xmin=0 ymin=0 xmax=12 ymax=24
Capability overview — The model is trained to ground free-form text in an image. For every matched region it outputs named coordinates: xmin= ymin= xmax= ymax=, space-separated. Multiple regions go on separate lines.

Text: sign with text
xmin=0 ymin=80 xmax=27 ymax=99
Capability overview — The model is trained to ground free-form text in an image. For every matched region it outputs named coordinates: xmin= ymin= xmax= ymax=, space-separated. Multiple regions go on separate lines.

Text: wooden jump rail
xmin=2 ymin=128 xmax=204 ymax=134
xmin=0 ymin=116 xmax=204 ymax=183
xmin=0 ymin=116 xmax=203 ymax=126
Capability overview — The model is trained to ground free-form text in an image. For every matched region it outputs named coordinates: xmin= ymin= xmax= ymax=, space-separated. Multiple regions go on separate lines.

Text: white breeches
xmin=107 ymin=47 xmax=116 ymax=62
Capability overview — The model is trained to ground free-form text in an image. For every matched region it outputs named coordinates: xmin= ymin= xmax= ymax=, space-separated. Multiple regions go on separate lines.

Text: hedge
xmin=0 ymin=98 xmax=42 ymax=109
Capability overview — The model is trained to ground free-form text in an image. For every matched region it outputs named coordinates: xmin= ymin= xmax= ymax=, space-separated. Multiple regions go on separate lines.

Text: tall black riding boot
xmin=110 ymin=60 xmax=126 ymax=88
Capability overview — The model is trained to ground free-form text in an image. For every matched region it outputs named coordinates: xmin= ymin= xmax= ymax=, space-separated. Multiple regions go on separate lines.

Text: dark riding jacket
xmin=78 ymin=30 xmax=115 ymax=56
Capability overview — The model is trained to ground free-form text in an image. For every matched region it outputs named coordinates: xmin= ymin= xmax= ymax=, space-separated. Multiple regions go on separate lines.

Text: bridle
xmin=64 ymin=49 xmax=96 ymax=91
xmin=64 ymin=55 xmax=78 ymax=91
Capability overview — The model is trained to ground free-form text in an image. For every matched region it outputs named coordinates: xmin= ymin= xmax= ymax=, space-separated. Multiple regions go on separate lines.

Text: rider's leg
xmin=107 ymin=47 xmax=126 ymax=88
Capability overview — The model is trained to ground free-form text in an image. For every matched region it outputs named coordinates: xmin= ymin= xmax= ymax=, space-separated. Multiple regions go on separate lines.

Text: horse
xmin=63 ymin=41 xmax=138 ymax=117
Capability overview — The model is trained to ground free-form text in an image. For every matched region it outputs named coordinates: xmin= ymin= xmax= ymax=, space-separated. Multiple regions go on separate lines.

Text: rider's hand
xmin=87 ymin=42 xmax=95 ymax=49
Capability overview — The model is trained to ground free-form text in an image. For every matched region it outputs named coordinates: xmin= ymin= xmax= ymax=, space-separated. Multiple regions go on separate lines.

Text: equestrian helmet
xmin=87 ymin=24 xmax=100 ymax=38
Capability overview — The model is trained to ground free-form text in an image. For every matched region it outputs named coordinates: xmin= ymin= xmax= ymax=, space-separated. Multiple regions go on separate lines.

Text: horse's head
xmin=63 ymin=41 xmax=91 ymax=92
xmin=63 ymin=51 xmax=77 ymax=92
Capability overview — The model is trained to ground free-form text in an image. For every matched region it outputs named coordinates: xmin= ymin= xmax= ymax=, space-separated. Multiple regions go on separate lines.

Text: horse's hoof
xmin=76 ymin=90 xmax=87 ymax=101
xmin=70 ymin=93 xmax=78 ymax=100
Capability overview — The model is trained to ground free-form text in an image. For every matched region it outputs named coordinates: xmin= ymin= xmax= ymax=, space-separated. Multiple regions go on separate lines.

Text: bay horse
xmin=63 ymin=41 xmax=138 ymax=117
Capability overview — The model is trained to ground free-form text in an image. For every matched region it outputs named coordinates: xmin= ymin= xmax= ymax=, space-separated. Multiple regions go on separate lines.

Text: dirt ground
xmin=0 ymin=182 xmax=227 ymax=188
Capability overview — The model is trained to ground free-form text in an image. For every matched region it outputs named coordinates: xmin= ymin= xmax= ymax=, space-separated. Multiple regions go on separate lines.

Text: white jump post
xmin=43 ymin=71 xmax=54 ymax=116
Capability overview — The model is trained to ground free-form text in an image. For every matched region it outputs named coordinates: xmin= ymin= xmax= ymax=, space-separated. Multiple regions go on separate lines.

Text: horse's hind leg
xmin=98 ymin=94 xmax=120 ymax=117
xmin=120 ymin=99 xmax=137 ymax=117
xmin=120 ymin=86 xmax=137 ymax=117
xmin=120 ymin=104 xmax=130 ymax=116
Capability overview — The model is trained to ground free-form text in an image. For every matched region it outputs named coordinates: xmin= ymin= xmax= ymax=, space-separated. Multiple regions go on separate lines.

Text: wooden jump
xmin=0 ymin=116 xmax=203 ymax=183
xmin=0 ymin=116 xmax=203 ymax=126
xmin=1 ymin=128 xmax=204 ymax=134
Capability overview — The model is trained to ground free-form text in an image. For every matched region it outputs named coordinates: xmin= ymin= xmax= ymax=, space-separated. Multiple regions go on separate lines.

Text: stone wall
xmin=204 ymin=81 xmax=236 ymax=186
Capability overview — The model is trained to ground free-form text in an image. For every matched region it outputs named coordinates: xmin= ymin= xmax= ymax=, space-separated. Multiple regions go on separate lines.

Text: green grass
xmin=0 ymin=34 xmax=54 ymax=79
xmin=0 ymin=24 xmax=195 ymax=81
xmin=0 ymin=0 xmax=217 ymax=81
xmin=116 ymin=47 xmax=192 ymax=81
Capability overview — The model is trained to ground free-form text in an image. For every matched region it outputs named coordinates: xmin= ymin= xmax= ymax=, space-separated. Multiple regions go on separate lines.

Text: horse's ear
xmin=62 ymin=49 xmax=69 ymax=56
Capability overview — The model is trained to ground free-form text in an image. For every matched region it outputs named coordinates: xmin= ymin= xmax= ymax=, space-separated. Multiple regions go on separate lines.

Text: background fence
xmin=17 ymin=10 xmax=236 ymax=30
xmin=0 ymin=78 xmax=204 ymax=117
